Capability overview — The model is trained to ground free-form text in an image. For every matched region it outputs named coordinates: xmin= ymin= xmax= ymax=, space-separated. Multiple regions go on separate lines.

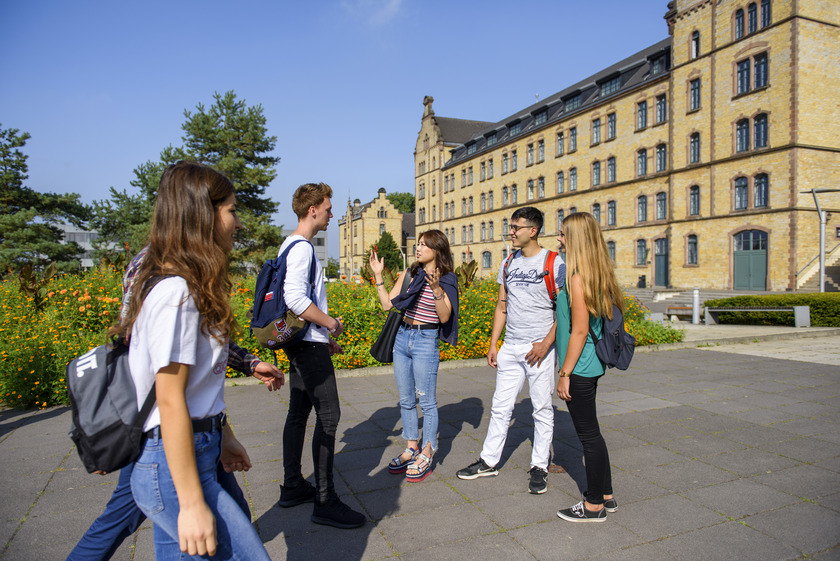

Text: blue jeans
xmin=392 ymin=325 xmax=440 ymax=452
xmin=67 ymin=456 xmax=248 ymax=561
xmin=130 ymin=425 xmax=269 ymax=561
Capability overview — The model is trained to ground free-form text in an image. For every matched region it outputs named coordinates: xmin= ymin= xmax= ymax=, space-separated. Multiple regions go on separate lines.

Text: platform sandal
xmin=388 ymin=447 xmax=418 ymax=474
xmin=406 ymin=453 xmax=433 ymax=482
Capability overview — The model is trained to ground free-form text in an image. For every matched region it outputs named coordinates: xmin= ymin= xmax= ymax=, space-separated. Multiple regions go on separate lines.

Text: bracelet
xmin=328 ymin=319 xmax=339 ymax=334
xmin=433 ymin=291 xmax=445 ymax=300
xmin=375 ymin=281 xmax=384 ymax=286
xmin=558 ymin=369 xmax=571 ymax=378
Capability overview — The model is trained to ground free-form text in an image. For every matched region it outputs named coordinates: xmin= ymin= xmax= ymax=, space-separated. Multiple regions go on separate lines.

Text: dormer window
xmin=509 ymin=121 xmax=522 ymax=136
xmin=467 ymin=143 xmax=477 ymax=155
xmin=534 ymin=109 xmax=548 ymax=125
xmin=565 ymin=94 xmax=581 ymax=111
xmin=600 ymin=76 xmax=621 ymax=97
xmin=486 ymin=132 xmax=497 ymax=146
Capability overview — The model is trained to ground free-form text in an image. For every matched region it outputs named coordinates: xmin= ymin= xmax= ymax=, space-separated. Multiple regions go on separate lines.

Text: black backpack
xmin=67 ymin=276 xmax=169 ymax=474
xmin=589 ymin=305 xmax=636 ymax=370
xmin=250 ymin=239 xmax=317 ymax=350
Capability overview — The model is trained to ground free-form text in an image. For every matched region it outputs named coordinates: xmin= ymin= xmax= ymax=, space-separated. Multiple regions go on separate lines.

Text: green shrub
xmin=703 ymin=293 xmax=840 ymax=327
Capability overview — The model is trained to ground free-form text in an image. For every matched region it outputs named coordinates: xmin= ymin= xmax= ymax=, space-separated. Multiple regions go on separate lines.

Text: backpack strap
xmin=543 ymin=251 xmax=558 ymax=304
xmin=502 ymin=249 xmax=519 ymax=293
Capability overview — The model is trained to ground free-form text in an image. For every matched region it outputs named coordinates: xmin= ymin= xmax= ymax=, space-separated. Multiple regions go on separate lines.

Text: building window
xmin=432 ymin=179 xmax=436 ymax=196
xmin=511 ymin=185 xmax=518 ymax=204
xmin=557 ymin=171 xmax=564 ymax=193
xmin=534 ymin=109 xmax=548 ymax=125
xmin=528 ymin=179 xmax=535 ymax=200
xmin=469 ymin=224 xmax=474 ymax=242
xmin=468 ymin=196 xmax=473 ymax=214
xmin=503 ymin=218 xmax=508 ymax=233
xmin=737 ymin=59 xmax=751 ymax=94
xmin=503 ymin=153 xmax=509 ymax=173
xmin=557 ymin=132 xmax=565 ymax=156
xmin=691 ymin=31 xmax=700 ymax=59
xmin=607 ymin=113 xmax=616 ymax=140
xmin=735 ymin=8 xmax=745 ymax=39
xmin=488 ymin=191 xmax=494 ymax=209
xmin=527 ymin=143 xmax=534 ymax=165
xmin=461 ymin=170 xmax=466 ymax=187
xmin=690 ymin=132 xmax=701 ymax=163
xmin=419 ymin=208 xmax=426 ymax=223
xmin=419 ymin=184 xmax=425 ymax=199
xmin=503 ymin=186 xmax=509 ymax=206
xmin=557 ymin=209 xmax=564 ymax=229
xmin=461 ymin=252 xmax=466 ymax=263
xmin=570 ymin=206 xmax=577 ymax=214
xmin=538 ymin=176 xmax=545 ymax=198
xmin=656 ymin=94 xmax=667 ymax=123
xmin=607 ymin=157 xmax=616 ymax=183
xmin=592 ymin=161 xmax=601 ymax=186
xmin=569 ymin=127 xmax=577 ymax=151
xmin=570 ymin=168 xmax=577 ymax=191
xmin=636 ymin=239 xmax=648 ymax=265
xmin=538 ymin=140 xmax=544 ymax=163
xmin=380 ymin=223 xmax=385 ymax=235
xmin=638 ymin=195 xmax=648 ymax=223
xmin=593 ymin=203 xmax=601 ymax=224
xmin=735 ymin=177 xmax=749 ymax=210
xmin=737 ymin=119 xmax=750 ymax=152
xmin=651 ymin=54 xmax=667 ymax=75
xmin=656 ymin=144 xmax=667 ymax=172
xmin=509 ymin=121 xmax=521 ymax=136
xmin=462 ymin=198 xmax=466 ymax=215
xmin=482 ymin=251 xmax=492 ymax=269
xmin=600 ymin=76 xmax=621 ymax=97
xmin=656 ymin=192 xmax=667 ymax=220
xmin=690 ymin=78 xmax=701 ymax=111
xmin=748 ymin=2 xmax=757 ymax=34
xmin=592 ymin=118 xmax=601 ymax=144
xmin=761 ymin=0 xmax=771 ymax=27
xmin=607 ymin=201 xmax=616 ymax=226
xmin=637 ymin=101 xmax=648 ymax=129
xmin=565 ymin=94 xmax=581 ymax=111
xmin=488 ymin=159 xmax=494 ymax=178
xmin=690 ymin=185 xmax=700 ymax=216
xmin=444 ymin=175 xmax=449 ymax=192
xmin=754 ymin=113 xmax=768 ymax=148
xmin=511 ymin=150 xmax=518 ymax=171
xmin=754 ymin=173 xmax=769 ymax=207
xmin=755 ymin=53 xmax=768 ymax=88
xmin=481 ymin=193 xmax=486 ymax=211
xmin=637 ymin=149 xmax=648 ymax=176
xmin=489 ymin=221 xmax=494 ymax=239
xmin=607 ymin=241 xmax=616 ymax=262
xmin=432 ymin=205 xmax=436 ymax=221
xmin=486 ymin=132 xmax=497 ymax=146
xmin=687 ymin=235 xmax=698 ymax=265
xmin=480 ymin=162 xmax=486 ymax=181
xmin=481 ymin=222 xmax=486 ymax=241
xmin=467 ymin=144 xmax=476 ymax=155
xmin=469 ymin=166 xmax=473 ymax=185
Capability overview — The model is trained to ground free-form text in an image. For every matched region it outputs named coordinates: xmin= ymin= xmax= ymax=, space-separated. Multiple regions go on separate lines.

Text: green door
xmin=733 ymin=230 xmax=767 ymax=290
xmin=654 ymin=238 xmax=669 ymax=287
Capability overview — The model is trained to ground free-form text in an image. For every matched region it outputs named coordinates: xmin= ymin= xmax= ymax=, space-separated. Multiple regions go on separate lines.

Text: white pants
xmin=480 ymin=341 xmax=555 ymax=470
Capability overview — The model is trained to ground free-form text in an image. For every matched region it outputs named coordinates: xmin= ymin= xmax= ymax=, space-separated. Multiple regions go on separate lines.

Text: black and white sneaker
xmin=457 ymin=458 xmax=499 ymax=480
xmin=557 ymin=501 xmax=607 ymax=523
xmin=528 ymin=466 xmax=548 ymax=494
xmin=604 ymin=497 xmax=618 ymax=513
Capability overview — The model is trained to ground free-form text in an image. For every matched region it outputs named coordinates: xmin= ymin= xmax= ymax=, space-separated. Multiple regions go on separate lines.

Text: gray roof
xmin=436 ymin=117 xmax=495 ymax=145
xmin=445 ymin=37 xmax=672 ymax=168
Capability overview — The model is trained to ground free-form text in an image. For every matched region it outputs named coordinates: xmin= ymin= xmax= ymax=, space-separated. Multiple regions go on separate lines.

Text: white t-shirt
xmin=129 ymin=277 xmax=227 ymax=432
xmin=496 ymin=248 xmax=565 ymax=345
xmin=278 ymin=235 xmax=329 ymax=344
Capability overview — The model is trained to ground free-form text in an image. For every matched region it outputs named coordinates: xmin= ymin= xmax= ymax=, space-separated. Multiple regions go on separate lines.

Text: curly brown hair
xmin=112 ymin=161 xmax=237 ymax=343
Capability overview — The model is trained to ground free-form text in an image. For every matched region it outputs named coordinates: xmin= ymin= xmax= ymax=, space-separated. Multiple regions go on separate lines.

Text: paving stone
xmin=376 ymin=503 xmax=499 ymax=554
xmin=356 ymin=479 xmax=464 ymax=521
xmin=682 ymin=478 xmax=799 ymax=518
xmin=599 ymin=543 xmax=680 ymax=561
xmin=635 ymin=458 xmax=740 ymax=492
xmin=653 ymin=520 xmax=799 ymax=561
xmin=759 ymin=437 xmax=840 ymax=464
xmin=510 ymin=518 xmax=644 ymax=561
xmin=743 ymin=502 xmax=840 ymax=554
xmin=615 ymin=493 xmax=725 ymax=540
xmin=700 ymin=447 xmax=801 ymax=477
xmin=659 ymin=433 xmax=748 ymax=458
xmin=750 ymin=464 xmax=840 ymax=500
xmin=401 ymin=533 xmax=534 ymax=561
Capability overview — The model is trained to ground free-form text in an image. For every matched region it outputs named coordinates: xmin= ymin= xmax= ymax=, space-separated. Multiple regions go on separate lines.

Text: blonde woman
xmin=555 ymin=212 xmax=621 ymax=523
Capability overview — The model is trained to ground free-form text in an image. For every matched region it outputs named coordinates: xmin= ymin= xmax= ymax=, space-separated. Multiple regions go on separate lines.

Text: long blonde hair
xmin=112 ymin=161 xmax=237 ymax=343
xmin=561 ymin=212 xmax=624 ymax=319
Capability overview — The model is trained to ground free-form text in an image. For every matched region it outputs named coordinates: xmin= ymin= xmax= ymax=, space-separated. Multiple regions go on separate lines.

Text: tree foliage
xmin=0 ymin=125 xmax=90 ymax=273
xmin=386 ymin=192 xmax=415 ymax=214
xmin=90 ymin=91 xmax=284 ymax=272
xmin=325 ymin=257 xmax=339 ymax=279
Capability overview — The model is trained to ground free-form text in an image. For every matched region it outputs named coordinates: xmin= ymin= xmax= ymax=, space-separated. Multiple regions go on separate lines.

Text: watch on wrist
xmin=559 ymin=369 xmax=571 ymax=378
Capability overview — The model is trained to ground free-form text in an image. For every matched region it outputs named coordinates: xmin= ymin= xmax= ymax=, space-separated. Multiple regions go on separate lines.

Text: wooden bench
xmin=666 ymin=306 xmax=694 ymax=320
xmin=704 ymin=306 xmax=811 ymax=328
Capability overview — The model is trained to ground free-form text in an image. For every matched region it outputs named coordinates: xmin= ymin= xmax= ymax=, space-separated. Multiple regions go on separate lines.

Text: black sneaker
xmin=528 ymin=466 xmax=548 ymax=494
xmin=277 ymin=480 xmax=316 ymax=508
xmin=604 ymin=497 xmax=618 ymax=513
xmin=457 ymin=458 xmax=499 ymax=480
xmin=311 ymin=497 xmax=366 ymax=529
xmin=557 ymin=501 xmax=607 ymax=523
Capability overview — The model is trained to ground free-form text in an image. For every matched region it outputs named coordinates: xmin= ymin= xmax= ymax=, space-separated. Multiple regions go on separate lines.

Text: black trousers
xmin=282 ymin=341 xmax=341 ymax=504
xmin=567 ymin=374 xmax=613 ymax=505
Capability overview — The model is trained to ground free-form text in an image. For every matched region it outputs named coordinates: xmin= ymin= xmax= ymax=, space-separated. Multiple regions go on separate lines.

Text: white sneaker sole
xmin=457 ymin=470 xmax=498 ymax=480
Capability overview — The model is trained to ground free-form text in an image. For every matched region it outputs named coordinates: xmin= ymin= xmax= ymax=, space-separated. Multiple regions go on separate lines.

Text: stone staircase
xmin=623 ymin=287 xmax=788 ymax=315
xmin=797 ymin=263 xmax=840 ymax=293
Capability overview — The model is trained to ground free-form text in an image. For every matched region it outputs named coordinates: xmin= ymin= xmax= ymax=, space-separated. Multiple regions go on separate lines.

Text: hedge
xmin=703 ymin=293 xmax=840 ymax=327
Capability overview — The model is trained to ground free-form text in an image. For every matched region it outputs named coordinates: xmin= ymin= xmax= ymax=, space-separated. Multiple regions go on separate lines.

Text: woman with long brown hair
xmin=369 ymin=230 xmax=459 ymax=482
xmin=120 ymin=162 xmax=270 ymax=559
xmin=554 ymin=211 xmax=622 ymax=522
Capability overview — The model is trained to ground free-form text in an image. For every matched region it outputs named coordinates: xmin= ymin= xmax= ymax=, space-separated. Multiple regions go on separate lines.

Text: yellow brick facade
xmin=338 ymin=189 xmax=405 ymax=280
xmin=414 ymin=0 xmax=840 ymax=291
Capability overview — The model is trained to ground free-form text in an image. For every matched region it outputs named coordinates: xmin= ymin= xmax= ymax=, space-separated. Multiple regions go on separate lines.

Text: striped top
xmin=404 ymin=284 xmax=440 ymax=324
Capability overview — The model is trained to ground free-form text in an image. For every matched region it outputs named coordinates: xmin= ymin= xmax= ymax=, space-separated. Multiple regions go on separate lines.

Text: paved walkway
xmin=1 ymin=327 xmax=839 ymax=560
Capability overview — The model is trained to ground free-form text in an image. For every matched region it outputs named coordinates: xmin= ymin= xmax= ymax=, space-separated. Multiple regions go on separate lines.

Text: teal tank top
xmin=555 ymin=286 xmax=606 ymax=378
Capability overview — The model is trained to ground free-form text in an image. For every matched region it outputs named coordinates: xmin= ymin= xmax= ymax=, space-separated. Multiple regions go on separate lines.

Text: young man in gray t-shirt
xmin=457 ymin=207 xmax=565 ymax=494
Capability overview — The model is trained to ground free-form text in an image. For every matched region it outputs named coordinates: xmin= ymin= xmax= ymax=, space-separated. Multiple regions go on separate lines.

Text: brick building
xmin=338 ymin=188 xmax=415 ymax=279
xmin=414 ymin=0 xmax=840 ymax=291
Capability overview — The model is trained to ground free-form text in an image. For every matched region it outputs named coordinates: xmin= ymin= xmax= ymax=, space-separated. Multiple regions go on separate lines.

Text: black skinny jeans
xmin=283 ymin=341 xmax=341 ymax=504
xmin=567 ymin=374 xmax=613 ymax=505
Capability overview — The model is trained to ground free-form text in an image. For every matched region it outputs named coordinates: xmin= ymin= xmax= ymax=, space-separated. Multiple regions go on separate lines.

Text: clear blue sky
xmin=1 ymin=0 xmax=669 ymax=258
